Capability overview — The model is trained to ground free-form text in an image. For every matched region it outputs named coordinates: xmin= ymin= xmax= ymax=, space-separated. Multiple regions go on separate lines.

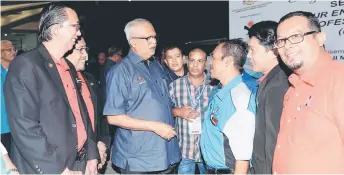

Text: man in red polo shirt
xmin=273 ymin=11 xmax=344 ymax=174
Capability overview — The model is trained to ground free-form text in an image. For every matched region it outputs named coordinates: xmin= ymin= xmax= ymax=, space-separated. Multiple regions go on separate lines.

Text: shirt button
xmin=287 ymin=119 xmax=291 ymax=123
xmin=277 ymin=145 xmax=280 ymax=148
xmin=296 ymin=93 xmax=299 ymax=97
xmin=297 ymin=106 xmax=301 ymax=111
xmin=274 ymin=172 xmax=277 ymax=175
xmin=161 ymin=93 xmax=164 ymax=96
xmin=72 ymin=124 xmax=76 ymax=128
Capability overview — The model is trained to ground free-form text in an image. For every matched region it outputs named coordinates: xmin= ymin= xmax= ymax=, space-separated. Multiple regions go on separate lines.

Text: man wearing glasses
xmin=1 ymin=40 xmax=17 ymax=155
xmin=104 ymin=18 xmax=181 ymax=173
xmin=273 ymin=11 xmax=344 ymax=174
xmin=66 ymin=37 xmax=110 ymax=172
xmin=4 ymin=3 xmax=99 ymax=174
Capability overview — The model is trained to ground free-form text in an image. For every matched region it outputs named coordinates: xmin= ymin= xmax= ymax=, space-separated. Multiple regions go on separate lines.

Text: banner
xmin=229 ymin=0 xmax=344 ymax=63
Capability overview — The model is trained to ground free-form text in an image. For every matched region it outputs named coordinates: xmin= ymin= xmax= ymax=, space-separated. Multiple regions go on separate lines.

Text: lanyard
xmin=185 ymin=77 xmax=205 ymax=109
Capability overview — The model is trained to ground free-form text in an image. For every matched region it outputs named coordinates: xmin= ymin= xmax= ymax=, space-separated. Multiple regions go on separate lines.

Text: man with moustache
xmin=201 ymin=39 xmax=256 ymax=174
xmin=66 ymin=37 xmax=110 ymax=171
xmin=164 ymin=45 xmax=188 ymax=85
xmin=247 ymin=21 xmax=290 ymax=174
xmin=273 ymin=11 xmax=344 ymax=174
xmin=4 ymin=4 xmax=98 ymax=174
xmin=169 ymin=48 xmax=212 ymax=174
xmin=104 ymin=18 xmax=181 ymax=173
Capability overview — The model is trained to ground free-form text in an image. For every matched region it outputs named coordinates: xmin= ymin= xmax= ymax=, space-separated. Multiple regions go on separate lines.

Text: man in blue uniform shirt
xmin=103 ymin=18 xmax=181 ymax=173
xmin=201 ymin=39 xmax=256 ymax=174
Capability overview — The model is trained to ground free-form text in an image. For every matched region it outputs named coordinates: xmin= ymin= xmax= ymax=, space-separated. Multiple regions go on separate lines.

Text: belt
xmin=206 ymin=165 xmax=234 ymax=174
xmin=75 ymin=147 xmax=86 ymax=161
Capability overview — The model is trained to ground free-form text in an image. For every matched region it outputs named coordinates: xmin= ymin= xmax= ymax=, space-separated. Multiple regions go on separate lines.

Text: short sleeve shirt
xmin=103 ymin=50 xmax=181 ymax=172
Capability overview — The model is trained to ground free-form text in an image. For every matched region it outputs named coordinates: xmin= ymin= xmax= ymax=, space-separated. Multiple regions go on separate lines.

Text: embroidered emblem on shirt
xmin=137 ymin=76 xmax=146 ymax=84
xmin=210 ymin=107 xmax=219 ymax=126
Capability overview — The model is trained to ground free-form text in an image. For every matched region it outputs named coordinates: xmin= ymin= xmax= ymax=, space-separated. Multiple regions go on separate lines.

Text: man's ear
xmin=129 ymin=39 xmax=136 ymax=48
xmin=315 ymin=32 xmax=326 ymax=47
xmin=224 ymin=56 xmax=233 ymax=67
xmin=51 ymin=24 xmax=61 ymax=37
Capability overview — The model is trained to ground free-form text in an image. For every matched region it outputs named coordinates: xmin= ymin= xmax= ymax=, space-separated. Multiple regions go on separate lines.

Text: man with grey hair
xmin=4 ymin=3 xmax=98 ymax=174
xmin=1 ymin=40 xmax=17 ymax=155
xmin=104 ymin=18 xmax=181 ymax=173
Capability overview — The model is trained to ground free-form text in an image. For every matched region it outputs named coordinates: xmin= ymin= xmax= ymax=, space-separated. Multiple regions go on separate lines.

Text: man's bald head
xmin=1 ymin=40 xmax=12 ymax=45
xmin=189 ymin=48 xmax=207 ymax=58
xmin=1 ymin=40 xmax=16 ymax=66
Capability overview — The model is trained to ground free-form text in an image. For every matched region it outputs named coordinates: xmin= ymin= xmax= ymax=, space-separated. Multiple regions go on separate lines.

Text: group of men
xmin=1 ymin=2 xmax=344 ymax=175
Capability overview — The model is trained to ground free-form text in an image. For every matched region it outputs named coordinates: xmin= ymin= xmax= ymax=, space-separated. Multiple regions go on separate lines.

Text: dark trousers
xmin=1 ymin=133 xmax=11 ymax=156
xmin=206 ymin=165 xmax=234 ymax=174
xmin=118 ymin=163 xmax=178 ymax=174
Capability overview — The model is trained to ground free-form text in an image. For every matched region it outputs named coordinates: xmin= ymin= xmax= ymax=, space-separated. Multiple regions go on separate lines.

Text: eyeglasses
xmin=274 ymin=31 xmax=318 ymax=49
xmin=1 ymin=48 xmax=17 ymax=53
xmin=75 ymin=47 xmax=89 ymax=53
xmin=132 ymin=35 xmax=159 ymax=43
xmin=45 ymin=23 xmax=81 ymax=32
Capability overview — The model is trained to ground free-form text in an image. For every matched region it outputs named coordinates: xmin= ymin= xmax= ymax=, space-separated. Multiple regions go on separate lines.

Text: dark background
xmin=64 ymin=1 xmax=229 ymax=57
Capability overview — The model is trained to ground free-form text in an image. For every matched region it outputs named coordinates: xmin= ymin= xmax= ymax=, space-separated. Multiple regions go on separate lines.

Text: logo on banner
xmin=243 ymin=0 xmax=257 ymax=5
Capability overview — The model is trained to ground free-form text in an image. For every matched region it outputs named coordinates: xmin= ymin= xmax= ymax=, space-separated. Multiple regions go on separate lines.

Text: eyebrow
xmin=277 ymin=29 xmax=303 ymax=38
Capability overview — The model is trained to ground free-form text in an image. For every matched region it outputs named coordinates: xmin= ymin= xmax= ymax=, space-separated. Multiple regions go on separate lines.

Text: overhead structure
xmin=1 ymin=2 xmax=51 ymax=51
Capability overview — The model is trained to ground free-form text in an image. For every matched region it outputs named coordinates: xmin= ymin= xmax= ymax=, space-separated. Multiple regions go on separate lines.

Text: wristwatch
xmin=6 ymin=169 xmax=19 ymax=174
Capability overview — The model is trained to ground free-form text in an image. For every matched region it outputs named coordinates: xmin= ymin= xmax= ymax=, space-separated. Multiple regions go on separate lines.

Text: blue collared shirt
xmin=164 ymin=64 xmax=188 ymax=86
xmin=103 ymin=50 xmax=181 ymax=172
xmin=1 ymin=66 xmax=10 ymax=134
xmin=201 ymin=75 xmax=256 ymax=169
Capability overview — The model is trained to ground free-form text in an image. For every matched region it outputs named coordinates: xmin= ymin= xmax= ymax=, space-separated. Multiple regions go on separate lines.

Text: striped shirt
xmin=169 ymin=74 xmax=213 ymax=161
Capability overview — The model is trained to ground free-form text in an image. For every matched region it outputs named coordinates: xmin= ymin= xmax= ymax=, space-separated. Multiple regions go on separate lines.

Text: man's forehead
xmin=166 ymin=48 xmax=181 ymax=54
xmin=1 ymin=41 xmax=13 ymax=48
xmin=189 ymin=50 xmax=206 ymax=58
xmin=65 ymin=7 xmax=79 ymax=23
xmin=132 ymin=23 xmax=155 ymax=35
xmin=76 ymin=40 xmax=86 ymax=47
xmin=277 ymin=16 xmax=309 ymax=37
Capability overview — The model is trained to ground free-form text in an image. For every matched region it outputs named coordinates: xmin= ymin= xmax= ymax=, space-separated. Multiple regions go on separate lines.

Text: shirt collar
xmin=169 ymin=64 xmax=189 ymax=78
xmin=215 ymin=75 xmax=242 ymax=101
xmin=258 ymin=67 xmax=273 ymax=84
xmin=289 ymin=52 xmax=332 ymax=87
xmin=52 ymin=57 xmax=69 ymax=71
xmin=186 ymin=73 xmax=207 ymax=88
xmin=128 ymin=49 xmax=154 ymax=64
xmin=1 ymin=65 xmax=7 ymax=72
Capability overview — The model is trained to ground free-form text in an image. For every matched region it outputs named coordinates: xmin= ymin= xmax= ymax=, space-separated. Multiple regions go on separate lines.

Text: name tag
xmin=189 ymin=117 xmax=202 ymax=135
